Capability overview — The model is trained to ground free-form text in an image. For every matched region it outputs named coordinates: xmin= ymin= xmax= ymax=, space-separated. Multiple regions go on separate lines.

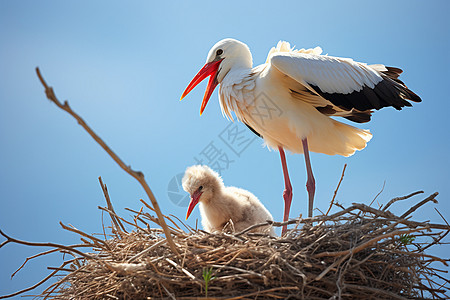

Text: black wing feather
xmin=244 ymin=123 xmax=262 ymax=138
xmin=308 ymin=66 xmax=421 ymax=113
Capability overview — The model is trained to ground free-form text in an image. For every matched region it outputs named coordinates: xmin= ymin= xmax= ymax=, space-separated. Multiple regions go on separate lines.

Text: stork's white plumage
xmin=181 ymin=39 xmax=421 ymax=234
xmin=182 ymin=165 xmax=275 ymax=236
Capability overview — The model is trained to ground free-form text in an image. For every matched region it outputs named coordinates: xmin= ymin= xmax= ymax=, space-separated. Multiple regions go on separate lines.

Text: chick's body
xmin=182 ymin=165 xmax=275 ymax=236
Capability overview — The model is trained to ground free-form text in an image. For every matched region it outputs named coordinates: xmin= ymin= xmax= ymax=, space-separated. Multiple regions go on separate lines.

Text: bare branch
xmin=369 ymin=180 xmax=386 ymax=207
xmin=324 ymin=164 xmax=347 ymax=217
xmin=314 ymin=227 xmax=427 ymax=258
xmin=35 ymin=67 xmax=178 ymax=256
xmin=383 ymin=190 xmax=425 ymax=211
xmin=401 ymin=192 xmax=439 ymax=218
xmin=0 ymin=229 xmax=93 ymax=260
xmin=59 ymin=222 xmax=109 ymax=249
xmin=127 ymin=239 xmax=167 ymax=263
xmin=0 ymin=260 xmax=75 ymax=299
xmin=11 ymin=245 xmax=87 ymax=279
xmin=98 ymin=177 xmax=127 ymax=235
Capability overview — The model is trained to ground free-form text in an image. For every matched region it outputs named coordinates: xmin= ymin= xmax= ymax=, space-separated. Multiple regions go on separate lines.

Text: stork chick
xmin=182 ymin=165 xmax=275 ymax=236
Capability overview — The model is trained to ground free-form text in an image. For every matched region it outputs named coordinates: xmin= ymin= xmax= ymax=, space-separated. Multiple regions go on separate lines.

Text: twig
xmin=350 ymin=203 xmax=450 ymax=230
xmin=160 ymin=283 xmax=176 ymax=300
xmin=314 ymin=227 xmax=427 ymax=258
xmin=421 ymin=208 xmax=450 ymax=252
xmin=125 ymin=208 xmax=184 ymax=235
xmin=169 ymin=214 xmax=193 ymax=233
xmin=46 ymin=266 xmax=75 ymax=272
xmin=35 ymin=67 xmax=179 ymax=256
xmin=234 ymin=220 xmax=274 ymax=237
xmin=390 ymin=250 xmax=449 ymax=266
xmin=344 ymin=284 xmax=408 ymax=300
xmin=324 ymin=164 xmax=347 ymax=217
xmin=369 ymin=180 xmax=386 ymax=207
xmin=211 ymin=264 xmax=265 ymax=279
xmin=315 ymin=253 xmax=350 ymax=281
xmin=227 ymin=287 xmax=299 ymax=299
xmin=127 ymin=239 xmax=167 ymax=263
xmin=0 ymin=260 xmax=74 ymax=299
xmin=40 ymin=260 xmax=86 ymax=297
xmin=59 ymin=222 xmax=109 ymax=249
xmin=11 ymin=245 xmax=87 ymax=279
xmin=97 ymin=206 xmax=139 ymax=231
xmin=383 ymin=191 xmax=424 ymax=211
xmin=164 ymin=215 xmax=183 ymax=231
xmin=165 ymin=258 xmax=200 ymax=283
xmin=435 ymin=208 xmax=450 ymax=228
xmin=98 ymin=177 xmax=127 ymax=235
xmin=100 ymin=209 xmax=107 ymax=241
xmin=401 ymin=192 xmax=439 ymax=218
xmin=0 ymin=229 xmax=94 ymax=260
xmin=235 ymin=203 xmax=449 ymax=234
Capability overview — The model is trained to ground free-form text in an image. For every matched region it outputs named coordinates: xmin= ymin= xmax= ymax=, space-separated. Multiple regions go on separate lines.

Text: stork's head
xmin=180 ymin=38 xmax=252 ymax=115
xmin=182 ymin=165 xmax=224 ymax=220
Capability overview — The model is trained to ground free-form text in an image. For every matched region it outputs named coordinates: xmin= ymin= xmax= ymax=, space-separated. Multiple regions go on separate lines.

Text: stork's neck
xmin=218 ymin=66 xmax=259 ymax=122
xmin=217 ymin=54 xmax=253 ymax=83
xmin=220 ymin=67 xmax=253 ymax=86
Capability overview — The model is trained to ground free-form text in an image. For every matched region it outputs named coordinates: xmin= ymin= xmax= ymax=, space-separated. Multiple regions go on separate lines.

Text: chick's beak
xmin=186 ymin=189 xmax=203 ymax=220
xmin=180 ymin=59 xmax=223 ymax=115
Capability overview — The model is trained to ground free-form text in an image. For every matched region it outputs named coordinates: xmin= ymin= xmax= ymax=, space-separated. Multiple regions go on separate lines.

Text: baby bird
xmin=182 ymin=165 xmax=275 ymax=236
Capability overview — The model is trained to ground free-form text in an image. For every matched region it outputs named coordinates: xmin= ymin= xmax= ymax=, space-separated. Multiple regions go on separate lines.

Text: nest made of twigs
xmin=12 ymin=67 xmax=445 ymax=299
xmin=3 ymin=190 xmax=448 ymax=300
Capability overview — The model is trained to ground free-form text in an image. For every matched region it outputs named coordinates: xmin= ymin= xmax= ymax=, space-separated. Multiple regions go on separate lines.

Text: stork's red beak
xmin=186 ymin=189 xmax=203 ymax=220
xmin=180 ymin=59 xmax=223 ymax=115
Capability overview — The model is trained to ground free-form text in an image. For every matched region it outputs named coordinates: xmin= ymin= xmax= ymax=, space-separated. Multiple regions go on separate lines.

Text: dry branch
xmin=401 ymin=192 xmax=439 ymax=218
xmin=98 ymin=176 xmax=127 ymax=235
xmin=383 ymin=190 xmax=425 ymax=211
xmin=35 ymin=67 xmax=178 ymax=256
xmin=324 ymin=163 xmax=347 ymax=217
xmin=0 ymin=229 xmax=94 ymax=260
xmin=0 ymin=260 xmax=76 ymax=300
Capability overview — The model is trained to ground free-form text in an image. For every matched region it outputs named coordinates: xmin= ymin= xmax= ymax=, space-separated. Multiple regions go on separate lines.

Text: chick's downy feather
xmin=182 ymin=165 xmax=275 ymax=236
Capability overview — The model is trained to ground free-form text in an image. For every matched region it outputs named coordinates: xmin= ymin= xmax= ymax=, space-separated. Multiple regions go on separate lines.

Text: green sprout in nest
xmin=202 ymin=267 xmax=216 ymax=298
xmin=399 ymin=234 xmax=416 ymax=245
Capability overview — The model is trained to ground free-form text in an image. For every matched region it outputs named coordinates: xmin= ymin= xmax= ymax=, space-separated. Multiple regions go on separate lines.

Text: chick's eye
xmin=198 ymin=186 xmax=203 ymax=191
xmin=216 ymin=49 xmax=223 ymax=56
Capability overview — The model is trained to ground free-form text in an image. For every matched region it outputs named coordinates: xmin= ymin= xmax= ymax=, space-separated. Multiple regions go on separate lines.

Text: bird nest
xmin=1 ymin=189 xmax=449 ymax=300
xmin=11 ymin=67 xmax=444 ymax=299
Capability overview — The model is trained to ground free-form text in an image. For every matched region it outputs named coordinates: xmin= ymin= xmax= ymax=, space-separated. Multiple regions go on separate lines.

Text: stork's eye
xmin=198 ymin=186 xmax=203 ymax=191
xmin=216 ymin=49 xmax=223 ymax=56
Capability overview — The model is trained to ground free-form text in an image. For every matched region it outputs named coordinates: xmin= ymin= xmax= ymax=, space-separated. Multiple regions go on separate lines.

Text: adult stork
xmin=180 ymin=39 xmax=421 ymax=234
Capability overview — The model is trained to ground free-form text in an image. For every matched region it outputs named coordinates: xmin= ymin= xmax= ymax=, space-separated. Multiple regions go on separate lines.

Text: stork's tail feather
xmin=308 ymin=120 xmax=372 ymax=157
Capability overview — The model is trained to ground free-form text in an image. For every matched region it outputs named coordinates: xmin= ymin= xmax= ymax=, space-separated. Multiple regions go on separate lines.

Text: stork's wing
xmin=269 ymin=52 xmax=421 ymax=121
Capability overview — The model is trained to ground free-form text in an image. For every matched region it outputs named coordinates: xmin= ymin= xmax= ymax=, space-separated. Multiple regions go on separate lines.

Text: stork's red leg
xmin=302 ymin=138 xmax=315 ymax=218
xmin=278 ymin=146 xmax=292 ymax=235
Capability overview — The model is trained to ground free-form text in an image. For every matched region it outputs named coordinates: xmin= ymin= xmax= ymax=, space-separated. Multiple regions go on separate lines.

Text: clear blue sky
xmin=1 ymin=0 xmax=449 ymax=297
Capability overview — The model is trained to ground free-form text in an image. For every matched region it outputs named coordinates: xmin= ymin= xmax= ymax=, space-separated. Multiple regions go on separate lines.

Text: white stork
xmin=182 ymin=165 xmax=275 ymax=236
xmin=180 ymin=39 xmax=421 ymax=234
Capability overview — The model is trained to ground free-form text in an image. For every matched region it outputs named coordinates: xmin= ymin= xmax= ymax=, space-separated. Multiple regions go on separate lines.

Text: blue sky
xmin=1 ymin=0 xmax=449 ymax=297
